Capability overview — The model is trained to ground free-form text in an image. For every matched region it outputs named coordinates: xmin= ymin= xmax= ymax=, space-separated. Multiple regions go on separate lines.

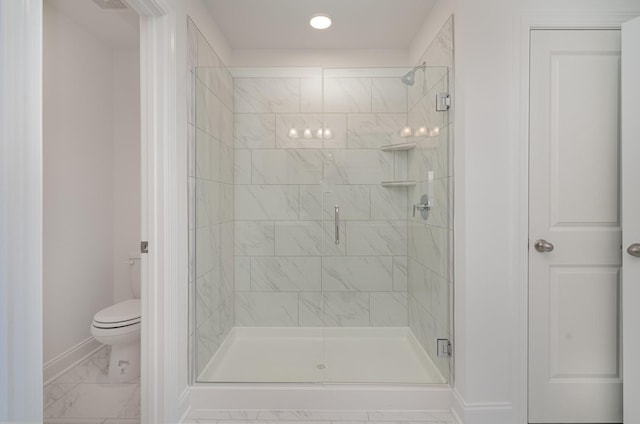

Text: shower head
xmin=401 ymin=71 xmax=416 ymax=86
xmin=401 ymin=62 xmax=426 ymax=86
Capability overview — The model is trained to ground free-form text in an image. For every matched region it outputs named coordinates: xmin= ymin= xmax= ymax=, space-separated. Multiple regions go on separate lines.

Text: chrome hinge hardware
xmin=437 ymin=339 xmax=452 ymax=358
xmin=436 ymin=93 xmax=451 ymax=111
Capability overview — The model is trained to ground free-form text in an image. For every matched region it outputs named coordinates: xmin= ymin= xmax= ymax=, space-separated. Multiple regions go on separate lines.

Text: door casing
xmin=517 ymin=12 xmax=640 ymax=424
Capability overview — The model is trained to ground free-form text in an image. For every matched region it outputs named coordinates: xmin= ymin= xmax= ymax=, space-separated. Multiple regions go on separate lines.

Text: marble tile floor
xmin=43 ymin=346 xmax=140 ymax=424
xmin=183 ymin=410 xmax=456 ymax=424
xmin=43 ymin=346 xmax=453 ymax=424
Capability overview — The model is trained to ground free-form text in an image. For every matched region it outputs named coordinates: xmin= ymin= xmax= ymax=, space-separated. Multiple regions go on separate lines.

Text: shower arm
xmin=413 ymin=62 xmax=426 ymax=72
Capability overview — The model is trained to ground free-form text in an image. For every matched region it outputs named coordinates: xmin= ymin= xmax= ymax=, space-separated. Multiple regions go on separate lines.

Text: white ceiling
xmin=202 ymin=0 xmax=438 ymax=50
xmin=46 ymin=0 xmax=139 ymax=49
xmin=47 ymin=0 xmax=435 ymax=51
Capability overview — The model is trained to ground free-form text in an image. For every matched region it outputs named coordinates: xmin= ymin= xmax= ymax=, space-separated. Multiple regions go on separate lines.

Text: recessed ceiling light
xmin=310 ymin=14 xmax=332 ymax=30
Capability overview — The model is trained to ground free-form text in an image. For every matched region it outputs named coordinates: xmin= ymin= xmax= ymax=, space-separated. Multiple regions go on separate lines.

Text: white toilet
xmin=90 ymin=276 xmax=141 ymax=383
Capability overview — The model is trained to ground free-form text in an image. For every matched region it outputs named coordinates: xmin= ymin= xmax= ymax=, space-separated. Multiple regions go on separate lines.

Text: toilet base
xmin=107 ymin=338 xmax=140 ymax=383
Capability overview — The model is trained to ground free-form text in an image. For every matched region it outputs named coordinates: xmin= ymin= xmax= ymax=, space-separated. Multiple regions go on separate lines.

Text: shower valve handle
xmin=413 ymin=194 xmax=431 ymax=220
xmin=413 ymin=203 xmax=430 ymax=216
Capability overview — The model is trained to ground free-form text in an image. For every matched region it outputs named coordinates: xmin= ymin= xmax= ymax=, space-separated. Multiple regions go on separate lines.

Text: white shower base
xmin=198 ymin=327 xmax=446 ymax=384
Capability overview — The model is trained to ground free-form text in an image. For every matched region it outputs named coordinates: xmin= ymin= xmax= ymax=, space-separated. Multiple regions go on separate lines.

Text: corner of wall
xmin=112 ymin=46 xmax=142 ymax=304
xmin=409 ymin=1 xmax=458 ymax=64
xmin=186 ymin=13 xmax=235 ymax=379
xmin=43 ymin=1 xmax=117 ymax=363
xmin=183 ymin=0 xmax=233 ymax=65
xmin=452 ymin=389 xmax=515 ymax=424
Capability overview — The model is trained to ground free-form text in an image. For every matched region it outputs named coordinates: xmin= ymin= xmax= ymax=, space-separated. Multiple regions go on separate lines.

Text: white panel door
xmin=529 ymin=30 xmax=622 ymax=423
xmin=621 ymin=16 xmax=640 ymax=424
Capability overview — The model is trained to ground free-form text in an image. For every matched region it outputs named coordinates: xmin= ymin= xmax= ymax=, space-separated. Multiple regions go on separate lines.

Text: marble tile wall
xmin=233 ymin=70 xmax=412 ymax=328
xmin=406 ymin=16 xmax=454 ymax=380
xmin=188 ymin=17 xmax=235 ymax=379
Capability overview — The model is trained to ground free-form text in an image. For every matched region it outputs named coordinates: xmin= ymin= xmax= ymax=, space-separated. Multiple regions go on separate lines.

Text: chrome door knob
xmin=627 ymin=243 xmax=640 ymax=257
xmin=534 ymin=239 xmax=554 ymax=253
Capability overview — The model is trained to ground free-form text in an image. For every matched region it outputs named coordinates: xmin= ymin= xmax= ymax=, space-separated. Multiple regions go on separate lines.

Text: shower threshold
xmin=198 ymin=327 xmax=446 ymax=384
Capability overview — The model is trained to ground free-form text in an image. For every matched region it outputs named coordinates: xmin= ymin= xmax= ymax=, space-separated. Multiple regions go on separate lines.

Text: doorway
xmin=42 ymin=0 xmax=142 ymax=421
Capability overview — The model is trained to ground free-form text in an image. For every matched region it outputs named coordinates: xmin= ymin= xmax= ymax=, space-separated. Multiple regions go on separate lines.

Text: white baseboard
xmin=452 ymin=389 xmax=514 ymax=424
xmin=189 ymin=384 xmax=452 ymax=411
xmin=43 ymin=337 xmax=103 ymax=385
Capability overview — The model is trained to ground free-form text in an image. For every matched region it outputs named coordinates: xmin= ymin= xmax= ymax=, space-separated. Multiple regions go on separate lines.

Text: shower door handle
xmin=335 ymin=205 xmax=340 ymax=245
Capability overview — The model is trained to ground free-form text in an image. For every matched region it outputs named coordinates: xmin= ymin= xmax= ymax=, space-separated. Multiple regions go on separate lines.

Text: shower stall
xmin=188 ymin=18 xmax=453 ymax=389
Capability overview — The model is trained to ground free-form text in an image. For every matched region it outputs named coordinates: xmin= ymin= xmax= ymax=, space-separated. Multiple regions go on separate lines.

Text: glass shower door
xmin=189 ymin=62 xmax=452 ymax=385
xmin=405 ymin=65 xmax=452 ymax=384
xmin=228 ymin=66 xmax=329 ymax=383
xmin=318 ymin=66 xmax=452 ymax=384
xmin=191 ymin=64 xmax=235 ymax=382
xmin=320 ymin=67 xmax=412 ymax=383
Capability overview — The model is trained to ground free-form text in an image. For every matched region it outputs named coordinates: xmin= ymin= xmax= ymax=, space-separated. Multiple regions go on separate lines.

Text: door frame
xmin=516 ymin=11 xmax=640 ymax=424
xmin=126 ymin=1 xmax=179 ymax=422
xmin=0 ymin=2 xmax=43 ymax=421
xmin=0 ymin=0 xmax=179 ymax=422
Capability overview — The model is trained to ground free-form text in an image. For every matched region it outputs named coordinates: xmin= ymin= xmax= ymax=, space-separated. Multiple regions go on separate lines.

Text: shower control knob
xmin=534 ymin=239 xmax=554 ymax=253
xmin=413 ymin=194 xmax=431 ymax=220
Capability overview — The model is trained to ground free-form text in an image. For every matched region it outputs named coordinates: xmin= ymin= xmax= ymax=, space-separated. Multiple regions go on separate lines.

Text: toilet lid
xmin=93 ymin=299 xmax=141 ymax=326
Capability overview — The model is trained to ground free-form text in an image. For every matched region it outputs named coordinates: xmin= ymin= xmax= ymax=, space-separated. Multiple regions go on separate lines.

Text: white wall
xmin=113 ymin=49 xmax=141 ymax=303
xmin=43 ymin=0 xmax=115 ymax=363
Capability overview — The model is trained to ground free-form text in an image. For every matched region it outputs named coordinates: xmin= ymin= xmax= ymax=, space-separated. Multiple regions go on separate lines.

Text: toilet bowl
xmin=91 ymin=298 xmax=141 ymax=383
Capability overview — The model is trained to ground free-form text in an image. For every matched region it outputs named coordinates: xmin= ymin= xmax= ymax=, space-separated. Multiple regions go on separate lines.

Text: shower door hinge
xmin=140 ymin=241 xmax=148 ymax=254
xmin=436 ymin=93 xmax=451 ymax=111
xmin=437 ymin=339 xmax=452 ymax=358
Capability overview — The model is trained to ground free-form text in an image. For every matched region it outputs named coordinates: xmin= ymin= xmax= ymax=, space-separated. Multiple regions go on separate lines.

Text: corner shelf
xmin=381 ymin=180 xmax=416 ymax=187
xmin=380 ymin=142 xmax=415 ymax=187
xmin=380 ymin=142 xmax=416 ymax=151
